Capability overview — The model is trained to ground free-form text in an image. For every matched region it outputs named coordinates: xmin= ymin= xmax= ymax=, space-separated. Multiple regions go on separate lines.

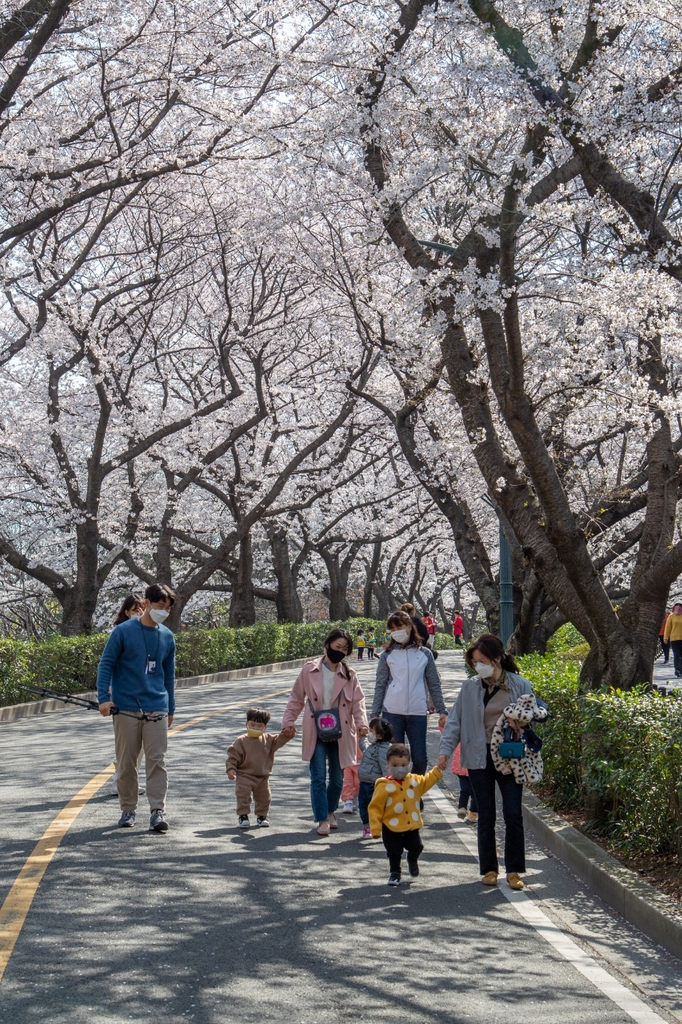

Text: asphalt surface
xmin=1 ymin=651 xmax=681 ymax=1024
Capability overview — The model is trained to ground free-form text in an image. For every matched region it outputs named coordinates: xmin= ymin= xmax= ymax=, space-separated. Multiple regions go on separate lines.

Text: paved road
xmin=1 ymin=652 xmax=681 ymax=1024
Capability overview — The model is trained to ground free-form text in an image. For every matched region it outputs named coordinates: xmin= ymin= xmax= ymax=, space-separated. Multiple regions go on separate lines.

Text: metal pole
xmin=499 ymin=523 xmax=514 ymax=646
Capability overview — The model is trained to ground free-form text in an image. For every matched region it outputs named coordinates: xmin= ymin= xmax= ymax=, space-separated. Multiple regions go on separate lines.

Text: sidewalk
xmin=653 ymin=654 xmax=682 ymax=694
xmin=428 ymin=652 xmax=682 ymax=962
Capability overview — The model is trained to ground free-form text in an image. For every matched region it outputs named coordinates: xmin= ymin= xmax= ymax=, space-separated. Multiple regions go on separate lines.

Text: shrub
xmin=581 ymin=688 xmax=682 ymax=856
xmin=518 ymin=654 xmax=582 ymax=808
xmin=545 ymin=622 xmax=586 ymax=654
xmin=519 ymin=652 xmax=682 ymax=857
xmin=0 ymin=617 xmax=388 ymax=708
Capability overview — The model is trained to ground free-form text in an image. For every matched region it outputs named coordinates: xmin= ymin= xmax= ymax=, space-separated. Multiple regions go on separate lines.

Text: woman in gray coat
xmin=438 ymin=634 xmax=533 ymax=891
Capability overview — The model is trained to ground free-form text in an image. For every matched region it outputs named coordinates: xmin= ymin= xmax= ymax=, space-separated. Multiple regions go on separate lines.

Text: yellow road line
xmin=0 ymin=687 xmax=290 ymax=984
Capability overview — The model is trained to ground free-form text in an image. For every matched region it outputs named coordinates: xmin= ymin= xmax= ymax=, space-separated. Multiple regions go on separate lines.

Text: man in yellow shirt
xmin=663 ymin=603 xmax=682 ymax=677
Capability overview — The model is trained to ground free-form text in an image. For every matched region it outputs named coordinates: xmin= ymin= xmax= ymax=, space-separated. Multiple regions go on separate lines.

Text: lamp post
xmin=498 ymin=523 xmax=514 ymax=647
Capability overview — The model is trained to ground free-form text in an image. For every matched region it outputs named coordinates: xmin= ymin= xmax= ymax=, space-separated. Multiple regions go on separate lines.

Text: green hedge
xmin=519 ymin=654 xmax=682 ymax=857
xmin=0 ymin=618 xmax=388 ymax=709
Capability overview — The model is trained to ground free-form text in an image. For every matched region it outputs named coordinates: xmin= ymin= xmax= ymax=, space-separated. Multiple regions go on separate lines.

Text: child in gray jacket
xmin=358 ymin=717 xmax=394 ymax=838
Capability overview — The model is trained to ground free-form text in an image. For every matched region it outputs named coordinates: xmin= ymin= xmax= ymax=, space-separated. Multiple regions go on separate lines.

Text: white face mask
xmin=367 ymin=732 xmax=377 ymax=744
xmin=475 ymin=661 xmax=495 ymax=679
xmin=149 ymin=608 xmax=170 ymax=624
xmin=391 ymin=629 xmax=410 ymax=644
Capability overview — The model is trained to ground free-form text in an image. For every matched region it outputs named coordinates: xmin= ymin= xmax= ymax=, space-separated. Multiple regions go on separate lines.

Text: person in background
xmin=451 ymin=611 xmax=464 ymax=648
xmin=281 ymin=628 xmax=369 ymax=836
xmin=97 ymin=583 xmax=176 ymax=833
xmin=664 ymin=603 xmax=682 ymax=677
xmin=356 ymin=630 xmax=366 ymax=660
xmin=421 ymin=610 xmax=438 ymax=649
xmin=400 ymin=603 xmax=430 ymax=646
xmin=367 ymin=630 xmax=377 ymax=659
xmin=659 ymin=611 xmax=670 ymax=664
xmin=113 ymin=594 xmax=144 ymax=626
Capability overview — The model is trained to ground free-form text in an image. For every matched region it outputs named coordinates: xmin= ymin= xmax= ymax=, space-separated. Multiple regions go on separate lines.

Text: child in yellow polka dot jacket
xmin=368 ymin=742 xmax=443 ymax=886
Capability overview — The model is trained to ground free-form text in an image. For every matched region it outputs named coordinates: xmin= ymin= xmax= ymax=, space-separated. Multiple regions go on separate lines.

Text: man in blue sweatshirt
xmin=97 ymin=583 xmax=176 ymax=832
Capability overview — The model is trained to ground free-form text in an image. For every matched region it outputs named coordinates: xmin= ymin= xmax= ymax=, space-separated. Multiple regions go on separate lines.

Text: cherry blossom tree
xmin=301 ymin=0 xmax=682 ymax=687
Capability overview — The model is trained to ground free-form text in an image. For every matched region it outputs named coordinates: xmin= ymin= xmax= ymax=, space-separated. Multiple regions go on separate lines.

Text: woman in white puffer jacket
xmin=371 ymin=611 xmax=447 ymax=775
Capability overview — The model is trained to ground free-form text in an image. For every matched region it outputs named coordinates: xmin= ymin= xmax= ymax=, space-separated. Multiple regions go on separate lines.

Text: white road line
xmin=428 ymin=787 xmax=670 ymax=1024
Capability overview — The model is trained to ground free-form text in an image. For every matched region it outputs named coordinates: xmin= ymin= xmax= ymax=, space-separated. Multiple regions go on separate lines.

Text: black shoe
xmin=387 ymin=872 xmax=401 ymax=886
xmin=118 ymin=810 xmax=135 ymax=828
xmin=407 ymin=858 xmax=419 ymax=877
xmin=257 ymin=816 xmax=270 ymax=827
xmin=238 ymin=815 xmax=250 ymax=828
xmin=150 ymin=809 xmax=168 ymax=832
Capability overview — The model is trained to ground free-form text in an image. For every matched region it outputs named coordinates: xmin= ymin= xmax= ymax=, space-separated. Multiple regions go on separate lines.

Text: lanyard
xmin=138 ymin=619 xmax=160 ymax=669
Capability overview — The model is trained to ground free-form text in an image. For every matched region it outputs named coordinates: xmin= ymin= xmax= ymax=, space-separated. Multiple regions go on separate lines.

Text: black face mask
xmin=326 ymin=648 xmax=346 ymax=664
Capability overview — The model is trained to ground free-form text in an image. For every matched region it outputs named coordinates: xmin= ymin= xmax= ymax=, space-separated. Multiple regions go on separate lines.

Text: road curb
xmin=0 ymin=656 xmax=315 ymax=724
xmin=522 ymin=789 xmax=682 ymax=961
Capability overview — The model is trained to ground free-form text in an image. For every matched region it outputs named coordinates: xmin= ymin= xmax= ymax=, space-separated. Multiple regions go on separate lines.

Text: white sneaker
xmin=341 ymin=800 xmax=354 ymax=814
xmin=110 ymin=771 xmax=119 ymax=785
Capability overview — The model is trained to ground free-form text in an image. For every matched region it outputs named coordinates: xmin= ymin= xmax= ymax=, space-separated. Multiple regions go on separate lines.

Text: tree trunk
xmin=59 ymin=520 xmax=101 ymax=635
xmin=373 ymin=577 xmax=393 ymax=619
xmin=320 ymin=543 xmax=362 ymax=621
xmin=229 ymin=533 xmax=256 ymax=627
xmin=268 ymin=525 xmax=303 ymax=623
xmin=363 ymin=540 xmax=382 ymax=618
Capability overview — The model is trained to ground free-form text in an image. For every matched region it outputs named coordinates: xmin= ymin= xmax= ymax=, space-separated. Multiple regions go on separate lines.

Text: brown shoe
xmin=328 ymin=813 xmax=338 ymax=830
xmin=316 ymin=821 xmax=331 ymax=836
xmin=507 ymin=872 xmax=525 ymax=890
xmin=481 ymin=871 xmax=498 ymax=886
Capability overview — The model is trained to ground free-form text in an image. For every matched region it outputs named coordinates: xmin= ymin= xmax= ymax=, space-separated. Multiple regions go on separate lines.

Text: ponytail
xmin=464 ymin=633 xmax=518 ymax=674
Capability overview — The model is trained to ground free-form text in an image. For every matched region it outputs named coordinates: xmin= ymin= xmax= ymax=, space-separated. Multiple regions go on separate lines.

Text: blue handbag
xmin=499 ymin=724 xmax=526 ymax=759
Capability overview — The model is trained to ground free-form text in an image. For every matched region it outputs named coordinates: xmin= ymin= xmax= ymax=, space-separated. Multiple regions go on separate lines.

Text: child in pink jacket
xmin=452 ymin=743 xmax=478 ymax=821
xmin=341 ymin=736 xmax=363 ymax=813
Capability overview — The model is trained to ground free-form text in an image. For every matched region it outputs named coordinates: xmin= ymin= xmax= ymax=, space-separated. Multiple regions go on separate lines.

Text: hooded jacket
xmin=368 ymin=766 xmax=442 ymax=836
xmin=371 ymin=645 xmax=447 ymax=717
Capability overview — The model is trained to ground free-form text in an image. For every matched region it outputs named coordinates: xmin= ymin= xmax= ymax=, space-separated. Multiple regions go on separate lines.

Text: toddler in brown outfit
xmin=226 ymin=707 xmax=292 ymax=828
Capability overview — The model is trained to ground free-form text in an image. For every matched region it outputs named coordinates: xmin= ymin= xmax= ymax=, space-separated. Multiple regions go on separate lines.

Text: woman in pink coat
xmin=281 ymin=628 xmax=369 ymax=835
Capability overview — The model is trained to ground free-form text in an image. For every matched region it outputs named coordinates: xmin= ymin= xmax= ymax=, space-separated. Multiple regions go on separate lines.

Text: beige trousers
xmin=235 ymin=774 xmax=271 ymax=817
xmin=113 ymin=712 xmax=168 ymax=812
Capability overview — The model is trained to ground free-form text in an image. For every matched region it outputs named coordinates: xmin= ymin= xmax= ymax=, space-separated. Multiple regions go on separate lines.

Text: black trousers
xmin=468 ymin=748 xmax=525 ymax=875
xmin=671 ymin=639 xmax=682 ymax=676
xmin=382 ymin=824 xmax=423 ymax=873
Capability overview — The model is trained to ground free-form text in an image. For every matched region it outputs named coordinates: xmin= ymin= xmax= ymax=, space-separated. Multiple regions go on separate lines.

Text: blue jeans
xmin=309 ymin=740 xmax=344 ymax=823
xmin=358 ymin=780 xmax=375 ymax=825
xmin=381 ymin=713 xmax=428 ymax=775
xmin=468 ymin=748 xmax=525 ymax=874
